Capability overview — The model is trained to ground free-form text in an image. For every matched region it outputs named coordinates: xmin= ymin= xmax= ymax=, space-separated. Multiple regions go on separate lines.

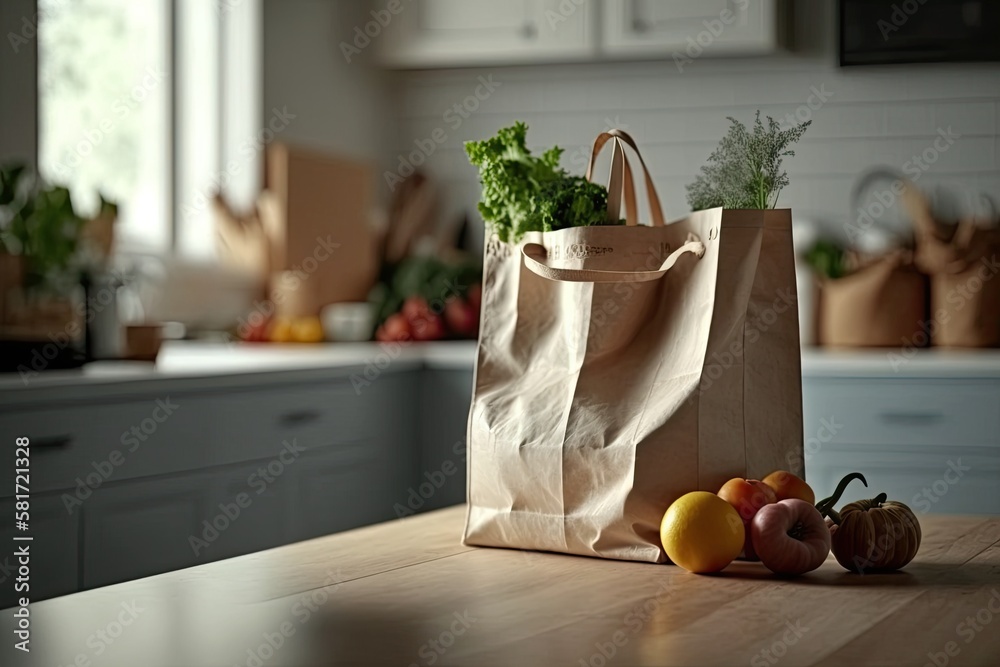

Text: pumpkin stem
xmin=816 ymin=472 xmax=868 ymax=522
xmin=870 ymin=492 xmax=888 ymax=509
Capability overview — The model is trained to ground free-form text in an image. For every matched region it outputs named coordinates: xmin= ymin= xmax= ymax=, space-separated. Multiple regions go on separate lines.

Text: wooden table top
xmin=4 ymin=506 xmax=999 ymax=667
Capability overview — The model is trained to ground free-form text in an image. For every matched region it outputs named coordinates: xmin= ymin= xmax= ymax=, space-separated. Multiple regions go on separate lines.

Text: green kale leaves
xmin=465 ymin=122 xmax=613 ymax=243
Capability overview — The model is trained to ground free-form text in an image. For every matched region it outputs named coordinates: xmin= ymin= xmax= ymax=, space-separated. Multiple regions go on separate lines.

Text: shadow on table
xmin=300 ymin=603 xmax=481 ymax=666
xmin=709 ymin=560 xmax=999 ymax=587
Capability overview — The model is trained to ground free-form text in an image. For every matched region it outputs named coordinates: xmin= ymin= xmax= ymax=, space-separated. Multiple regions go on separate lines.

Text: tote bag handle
xmin=586 ymin=129 xmax=667 ymax=228
xmin=521 ymin=238 xmax=705 ymax=284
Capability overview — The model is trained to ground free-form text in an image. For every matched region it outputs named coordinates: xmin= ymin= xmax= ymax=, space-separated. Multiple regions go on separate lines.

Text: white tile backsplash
xmin=388 ymin=44 xmax=1000 ymax=250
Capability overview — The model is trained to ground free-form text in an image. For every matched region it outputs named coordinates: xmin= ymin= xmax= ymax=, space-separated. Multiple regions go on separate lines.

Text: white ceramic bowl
xmin=321 ymin=302 xmax=376 ymax=342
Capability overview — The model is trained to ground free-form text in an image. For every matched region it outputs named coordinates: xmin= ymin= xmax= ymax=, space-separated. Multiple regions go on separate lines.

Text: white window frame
xmin=36 ymin=0 xmax=262 ymax=258
xmin=175 ymin=0 xmax=262 ymax=258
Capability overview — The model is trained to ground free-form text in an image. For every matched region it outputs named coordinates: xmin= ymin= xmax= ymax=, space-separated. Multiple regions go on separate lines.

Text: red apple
xmin=466 ymin=283 xmax=482 ymax=311
xmin=411 ymin=313 xmax=445 ymax=341
xmin=402 ymin=296 xmax=430 ymax=322
xmin=376 ymin=313 xmax=412 ymax=342
xmin=444 ymin=296 xmax=479 ymax=337
xmin=402 ymin=296 xmax=446 ymax=341
xmin=240 ymin=316 xmax=270 ymax=343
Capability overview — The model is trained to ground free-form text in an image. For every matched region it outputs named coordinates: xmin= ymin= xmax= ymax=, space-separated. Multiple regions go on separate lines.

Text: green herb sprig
xmin=687 ymin=111 xmax=810 ymax=211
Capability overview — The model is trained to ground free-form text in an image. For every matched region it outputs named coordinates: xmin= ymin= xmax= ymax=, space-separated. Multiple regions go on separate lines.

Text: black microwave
xmin=840 ymin=0 xmax=1000 ymax=65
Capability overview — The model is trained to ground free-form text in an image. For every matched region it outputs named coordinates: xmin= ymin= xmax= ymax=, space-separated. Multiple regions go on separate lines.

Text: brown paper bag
xmin=904 ymin=185 xmax=1000 ymax=348
xmin=463 ymin=130 xmax=803 ymax=563
xmin=816 ymin=251 xmax=929 ymax=348
xmin=927 ymin=242 xmax=1000 ymax=348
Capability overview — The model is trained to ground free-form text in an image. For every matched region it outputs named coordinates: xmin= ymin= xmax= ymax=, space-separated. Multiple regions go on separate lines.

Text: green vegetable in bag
xmin=465 ymin=122 xmax=616 ymax=244
xmin=686 ymin=111 xmax=810 ymax=211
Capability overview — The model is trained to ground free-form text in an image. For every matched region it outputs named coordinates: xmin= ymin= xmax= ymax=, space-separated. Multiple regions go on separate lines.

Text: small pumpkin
xmin=816 ymin=472 xmax=922 ymax=573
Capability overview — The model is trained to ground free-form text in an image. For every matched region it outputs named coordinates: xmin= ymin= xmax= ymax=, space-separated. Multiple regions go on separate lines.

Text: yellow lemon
xmin=660 ymin=491 xmax=743 ymax=573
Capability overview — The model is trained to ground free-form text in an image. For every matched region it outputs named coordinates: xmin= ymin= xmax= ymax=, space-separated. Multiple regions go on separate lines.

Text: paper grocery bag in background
xmin=904 ymin=184 xmax=1000 ymax=348
xmin=463 ymin=130 xmax=803 ymax=563
xmin=815 ymin=251 xmax=929 ymax=348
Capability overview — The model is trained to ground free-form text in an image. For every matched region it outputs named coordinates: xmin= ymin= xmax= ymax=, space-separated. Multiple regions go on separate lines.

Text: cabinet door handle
xmin=279 ymin=410 xmax=322 ymax=427
xmin=879 ymin=411 xmax=944 ymax=425
xmin=31 ymin=435 xmax=73 ymax=449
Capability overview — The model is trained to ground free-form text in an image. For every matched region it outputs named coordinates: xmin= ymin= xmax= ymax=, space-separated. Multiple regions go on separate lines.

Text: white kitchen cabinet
xmin=805 ymin=442 xmax=1000 ymax=517
xmin=376 ymin=0 xmax=597 ymax=68
xmin=801 ymin=352 xmax=1000 ymax=515
xmin=602 ymin=0 xmax=781 ymax=58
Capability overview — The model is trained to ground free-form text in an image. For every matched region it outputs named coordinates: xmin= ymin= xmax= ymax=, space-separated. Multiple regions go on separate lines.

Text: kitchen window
xmin=37 ymin=0 xmax=261 ymax=258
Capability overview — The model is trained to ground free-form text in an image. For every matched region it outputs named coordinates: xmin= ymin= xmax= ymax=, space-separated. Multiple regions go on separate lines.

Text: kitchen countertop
xmin=0 ymin=340 xmax=479 ymax=400
xmin=800 ymin=347 xmax=1000 ymax=379
xmin=3 ymin=341 xmax=1000 ymax=399
xmin=3 ymin=506 xmax=998 ymax=666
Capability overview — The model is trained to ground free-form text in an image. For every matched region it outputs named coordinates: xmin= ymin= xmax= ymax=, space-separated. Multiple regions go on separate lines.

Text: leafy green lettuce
xmin=465 ymin=122 xmax=613 ymax=243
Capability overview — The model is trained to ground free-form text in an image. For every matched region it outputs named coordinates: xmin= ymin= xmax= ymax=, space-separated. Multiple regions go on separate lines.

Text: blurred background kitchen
xmin=0 ymin=1 xmax=998 ymax=606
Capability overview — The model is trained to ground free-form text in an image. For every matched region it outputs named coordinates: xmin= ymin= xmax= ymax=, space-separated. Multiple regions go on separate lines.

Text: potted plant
xmin=0 ymin=163 xmax=117 ymax=370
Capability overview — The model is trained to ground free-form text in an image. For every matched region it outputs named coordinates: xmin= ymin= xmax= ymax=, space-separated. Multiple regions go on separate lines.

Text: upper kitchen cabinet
xmin=375 ymin=0 xmax=597 ymax=68
xmin=603 ymin=0 xmax=782 ymax=58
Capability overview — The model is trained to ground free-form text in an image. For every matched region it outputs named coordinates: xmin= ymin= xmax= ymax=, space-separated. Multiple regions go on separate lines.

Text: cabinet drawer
xmin=603 ymin=0 xmax=779 ymax=57
xmin=82 ymin=472 xmax=213 ymax=589
xmin=207 ymin=373 xmax=415 ymax=465
xmin=198 ymin=460 xmax=296 ymax=564
xmin=803 ymin=380 xmax=1000 ymax=448
xmin=806 ymin=443 xmax=1000 ymax=515
xmin=419 ymin=369 xmax=472 ymax=511
xmin=0 ymin=493 xmax=80 ymax=607
xmin=0 ymin=397 xmax=213 ymax=497
xmin=288 ymin=447 xmax=405 ymax=543
xmin=377 ymin=0 xmax=596 ymax=68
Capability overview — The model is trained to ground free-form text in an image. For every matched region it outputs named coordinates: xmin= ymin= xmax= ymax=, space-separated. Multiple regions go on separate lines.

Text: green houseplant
xmin=1 ymin=163 xmax=91 ymax=292
xmin=1 ymin=164 xmax=118 ymax=366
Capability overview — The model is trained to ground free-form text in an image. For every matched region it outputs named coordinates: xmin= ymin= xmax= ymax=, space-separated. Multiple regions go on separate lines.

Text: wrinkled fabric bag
xmin=463 ymin=130 xmax=803 ymax=562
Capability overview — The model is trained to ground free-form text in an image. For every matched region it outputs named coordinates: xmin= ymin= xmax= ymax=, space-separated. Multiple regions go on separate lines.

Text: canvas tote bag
xmin=463 ymin=130 xmax=803 ymax=563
